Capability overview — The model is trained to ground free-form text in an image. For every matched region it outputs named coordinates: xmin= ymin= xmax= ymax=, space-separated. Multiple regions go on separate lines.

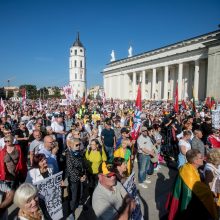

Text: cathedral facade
xmin=102 ymin=29 xmax=220 ymax=101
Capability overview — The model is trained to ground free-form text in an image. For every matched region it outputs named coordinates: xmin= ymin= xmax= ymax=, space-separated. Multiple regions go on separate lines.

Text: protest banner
xmin=123 ymin=172 xmax=144 ymax=220
xmin=59 ymin=99 xmax=69 ymax=106
xmin=212 ymin=110 xmax=220 ymax=129
xmin=35 ymin=171 xmax=63 ymax=220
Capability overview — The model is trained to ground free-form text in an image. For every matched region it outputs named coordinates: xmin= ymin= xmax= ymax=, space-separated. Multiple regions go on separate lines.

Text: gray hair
xmin=13 ymin=183 xmax=37 ymax=208
xmin=4 ymin=135 xmax=14 ymax=143
xmin=46 ymin=126 xmax=52 ymax=131
xmin=68 ymin=138 xmax=80 ymax=145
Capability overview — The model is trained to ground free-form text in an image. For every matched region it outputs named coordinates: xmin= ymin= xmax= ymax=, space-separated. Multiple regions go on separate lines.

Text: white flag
xmin=0 ymin=98 xmax=5 ymax=115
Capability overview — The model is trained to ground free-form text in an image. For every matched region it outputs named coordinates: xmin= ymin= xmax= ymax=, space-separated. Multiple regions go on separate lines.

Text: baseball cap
xmin=99 ymin=162 xmax=115 ymax=177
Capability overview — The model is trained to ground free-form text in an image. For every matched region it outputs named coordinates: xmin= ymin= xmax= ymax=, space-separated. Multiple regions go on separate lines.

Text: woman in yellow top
xmin=85 ymin=139 xmax=107 ymax=195
xmin=114 ymin=138 xmax=132 ymax=175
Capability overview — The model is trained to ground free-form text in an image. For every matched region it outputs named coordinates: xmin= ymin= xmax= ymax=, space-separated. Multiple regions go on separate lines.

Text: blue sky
xmin=0 ymin=0 xmax=219 ymax=89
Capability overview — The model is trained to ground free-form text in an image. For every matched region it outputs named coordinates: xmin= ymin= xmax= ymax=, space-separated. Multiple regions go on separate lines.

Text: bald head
xmin=44 ymin=135 xmax=54 ymax=151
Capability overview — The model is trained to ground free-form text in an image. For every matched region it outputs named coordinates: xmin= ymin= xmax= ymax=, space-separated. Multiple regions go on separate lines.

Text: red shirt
xmin=0 ymin=144 xmax=27 ymax=181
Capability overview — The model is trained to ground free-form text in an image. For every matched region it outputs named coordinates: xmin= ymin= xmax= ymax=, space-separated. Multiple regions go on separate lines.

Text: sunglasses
xmin=4 ymin=140 xmax=11 ymax=143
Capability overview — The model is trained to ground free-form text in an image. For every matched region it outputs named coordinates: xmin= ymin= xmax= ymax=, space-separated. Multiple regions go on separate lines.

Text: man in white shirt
xmin=51 ymin=115 xmax=66 ymax=158
xmin=137 ymin=126 xmax=154 ymax=188
xmin=51 ymin=115 xmax=65 ymax=134
xmin=21 ymin=111 xmax=30 ymax=123
xmin=92 ymin=162 xmax=135 ymax=220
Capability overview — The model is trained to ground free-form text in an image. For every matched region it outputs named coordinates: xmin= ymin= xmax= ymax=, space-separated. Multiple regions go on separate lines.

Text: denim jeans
xmin=137 ymin=153 xmax=151 ymax=183
xmin=104 ymin=145 xmax=114 ymax=162
xmin=68 ymin=181 xmax=81 ymax=213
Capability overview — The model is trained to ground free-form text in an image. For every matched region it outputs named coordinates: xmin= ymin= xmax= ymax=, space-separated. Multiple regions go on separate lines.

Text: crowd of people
xmin=0 ymin=98 xmax=219 ymax=220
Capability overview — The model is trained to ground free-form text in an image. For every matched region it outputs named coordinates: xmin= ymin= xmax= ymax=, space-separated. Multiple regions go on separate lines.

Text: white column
xmin=109 ymin=76 xmax=112 ymax=98
xmin=169 ymin=67 xmax=173 ymax=99
xmin=120 ymin=74 xmax=124 ymax=100
xmin=184 ymin=63 xmax=189 ymax=99
xmin=163 ymin=66 xmax=169 ymax=100
xmin=124 ymin=73 xmax=129 ymax=100
xmin=194 ymin=60 xmax=199 ymax=101
xmin=178 ymin=63 xmax=183 ymax=100
xmin=132 ymin=71 xmax=136 ymax=99
xmin=119 ymin=75 xmax=122 ymax=99
xmin=103 ymin=76 xmax=106 ymax=96
xmin=152 ymin=68 xmax=156 ymax=99
xmin=121 ymin=74 xmax=124 ymax=100
xmin=141 ymin=70 xmax=145 ymax=100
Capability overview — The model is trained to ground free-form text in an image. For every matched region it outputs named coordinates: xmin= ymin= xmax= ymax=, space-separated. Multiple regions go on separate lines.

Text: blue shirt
xmin=39 ymin=147 xmax=59 ymax=174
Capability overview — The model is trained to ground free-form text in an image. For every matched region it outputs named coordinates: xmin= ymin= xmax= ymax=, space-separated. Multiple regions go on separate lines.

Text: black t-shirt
xmin=15 ymin=129 xmax=29 ymax=147
xmin=101 ymin=128 xmax=115 ymax=147
xmin=192 ymin=118 xmax=202 ymax=131
xmin=41 ymin=170 xmax=50 ymax=179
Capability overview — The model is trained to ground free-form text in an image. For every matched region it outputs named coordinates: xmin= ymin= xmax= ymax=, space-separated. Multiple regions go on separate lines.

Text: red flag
xmin=21 ymin=88 xmax=26 ymax=109
xmin=211 ymin=97 xmax=215 ymax=109
xmin=205 ymin=97 xmax=211 ymax=109
xmin=174 ymin=83 xmax=179 ymax=113
xmin=181 ymin=99 xmax=186 ymax=110
xmin=135 ymin=84 xmax=142 ymax=111
xmin=192 ymin=92 xmax=196 ymax=115
xmin=130 ymin=84 xmax=142 ymax=140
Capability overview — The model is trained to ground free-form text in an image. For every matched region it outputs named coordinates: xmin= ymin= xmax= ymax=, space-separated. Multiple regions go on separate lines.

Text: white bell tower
xmin=69 ymin=33 xmax=86 ymax=99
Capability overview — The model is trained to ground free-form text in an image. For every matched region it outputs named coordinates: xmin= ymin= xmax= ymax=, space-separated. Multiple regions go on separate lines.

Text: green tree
xmin=53 ymin=87 xmax=61 ymax=98
xmin=19 ymin=84 xmax=38 ymax=100
xmin=0 ymin=88 xmax=6 ymax=99
xmin=7 ymin=90 xmax=14 ymax=99
xmin=38 ymin=87 xmax=49 ymax=99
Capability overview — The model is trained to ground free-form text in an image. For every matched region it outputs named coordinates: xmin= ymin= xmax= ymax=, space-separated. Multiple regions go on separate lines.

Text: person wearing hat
xmin=92 ymin=162 xmax=135 ymax=220
xmin=137 ymin=126 xmax=155 ymax=188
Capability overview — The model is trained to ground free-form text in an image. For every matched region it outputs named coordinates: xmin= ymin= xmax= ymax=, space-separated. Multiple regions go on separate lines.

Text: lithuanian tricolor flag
xmin=166 ymin=163 xmax=218 ymax=220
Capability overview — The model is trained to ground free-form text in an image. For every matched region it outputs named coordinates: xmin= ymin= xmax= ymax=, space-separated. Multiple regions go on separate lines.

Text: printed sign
xmin=35 ymin=171 xmax=63 ymax=219
xmin=59 ymin=99 xmax=69 ymax=106
xmin=123 ymin=172 xmax=144 ymax=220
xmin=212 ymin=110 xmax=220 ymax=129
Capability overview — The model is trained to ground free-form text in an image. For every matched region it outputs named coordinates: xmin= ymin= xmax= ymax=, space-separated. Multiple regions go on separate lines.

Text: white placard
xmin=212 ymin=110 xmax=220 ymax=129
xmin=35 ymin=171 xmax=63 ymax=219
xmin=123 ymin=172 xmax=144 ymax=220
